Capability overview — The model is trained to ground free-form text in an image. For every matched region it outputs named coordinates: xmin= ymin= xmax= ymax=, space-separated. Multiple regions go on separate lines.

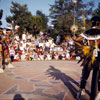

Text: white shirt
xmin=22 ymin=33 xmax=26 ymax=41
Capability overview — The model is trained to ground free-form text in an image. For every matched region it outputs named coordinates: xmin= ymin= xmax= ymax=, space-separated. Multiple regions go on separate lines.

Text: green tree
xmin=6 ymin=1 xmax=34 ymax=36
xmin=49 ymin=0 xmax=94 ymax=36
xmin=32 ymin=10 xmax=48 ymax=35
xmin=32 ymin=15 xmax=43 ymax=35
xmin=36 ymin=10 xmax=48 ymax=31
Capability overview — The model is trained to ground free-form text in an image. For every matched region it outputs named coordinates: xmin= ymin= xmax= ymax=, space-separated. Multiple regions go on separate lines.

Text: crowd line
xmin=8 ymin=32 xmax=77 ymax=62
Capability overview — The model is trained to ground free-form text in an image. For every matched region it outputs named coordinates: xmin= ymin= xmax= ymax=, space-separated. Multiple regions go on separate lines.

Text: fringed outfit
xmin=75 ymin=28 xmax=100 ymax=100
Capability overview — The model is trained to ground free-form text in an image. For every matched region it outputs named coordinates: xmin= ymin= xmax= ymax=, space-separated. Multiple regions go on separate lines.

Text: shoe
xmin=95 ymin=92 xmax=100 ymax=100
xmin=81 ymin=89 xmax=86 ymax=100
xmin=0 ymin=68 xmax=4 ymax=73
xmin=7 ymin=63 xmax=15 ymax=69
xmin=77 ymin=89 xmax=86 ymax=100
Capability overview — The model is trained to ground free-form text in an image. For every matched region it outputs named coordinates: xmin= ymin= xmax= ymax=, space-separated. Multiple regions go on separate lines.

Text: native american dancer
xmin=0 ymin=34 xmax=3 ymax=73
xmin=0 ymin=30 xmax=14 ymax=73
xmin=75 ymin=16 xmax=100 ymax=100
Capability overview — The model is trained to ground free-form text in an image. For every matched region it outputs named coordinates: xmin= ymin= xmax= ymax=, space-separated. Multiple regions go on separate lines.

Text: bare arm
xmin=74 ymin=36 xmax=83 ymax=46
xmin=75 ymin=36 xmax=83 ymax=41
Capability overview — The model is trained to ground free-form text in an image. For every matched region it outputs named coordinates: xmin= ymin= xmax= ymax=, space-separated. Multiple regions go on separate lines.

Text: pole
xmin=11 ymin=20 xmax=15 ymax=43
xmin=72 ymin=0 xmax=77 ymax=39
xmin=74 ymin=3 xmax=76 ymax=25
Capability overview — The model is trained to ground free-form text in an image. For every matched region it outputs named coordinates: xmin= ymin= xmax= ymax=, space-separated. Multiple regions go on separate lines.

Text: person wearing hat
xmin=75 ymin=16 xmax=100 ymax=100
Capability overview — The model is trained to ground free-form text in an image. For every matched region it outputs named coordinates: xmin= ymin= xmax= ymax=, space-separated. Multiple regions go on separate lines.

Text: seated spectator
xmin=70 ymin=52 xmax=76 ymax=60
xmin=46 ymin=52 xmax=52 ymax=60
xmin=54 ymin=52 xmax=59 ymax=60
xmin=21 ymin=49 xmax=26 ymax=61
xmin=39 ymin=52 xmax=44 ymax=60
xmin=61 ymin=52 xmax=66 ymax=60
xmin=14 ymin=52 xmax=20 ymax=62
xmin=30 ymin=49 xmax=36 ymax=60
xmin=26 ymin=39 xmax=31 ymax=46
xmin=66 ymin=49 xmax=70 ymax=60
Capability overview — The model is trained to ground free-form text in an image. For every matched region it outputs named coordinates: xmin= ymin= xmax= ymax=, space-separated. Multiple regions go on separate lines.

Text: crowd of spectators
xmin=8 ymin=31 xmax=76 ymax=62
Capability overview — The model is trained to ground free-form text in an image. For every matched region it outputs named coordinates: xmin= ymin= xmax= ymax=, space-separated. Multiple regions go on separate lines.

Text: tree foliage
xmin=49 ymin=0 xmax=94 ymax=36
xmin=6 ymin=2 xmax=48 ymax=36
xmin=6 ymin=1 xmax=33 ymax=36
xmin=36 ymin=10 xmax=48 ymax=31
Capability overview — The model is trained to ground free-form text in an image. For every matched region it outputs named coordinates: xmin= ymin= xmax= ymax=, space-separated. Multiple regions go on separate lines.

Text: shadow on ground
xmin=13 ymin=94 xmax=25 ymax=100
xmin=46 ymin=65 xmax=80 ymax=99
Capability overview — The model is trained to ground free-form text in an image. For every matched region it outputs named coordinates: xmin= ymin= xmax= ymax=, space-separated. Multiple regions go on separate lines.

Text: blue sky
xmin=0 ymin=0 xmax=100 ymax=27
xmin=0 ymin=0 xmax=54 ymax=27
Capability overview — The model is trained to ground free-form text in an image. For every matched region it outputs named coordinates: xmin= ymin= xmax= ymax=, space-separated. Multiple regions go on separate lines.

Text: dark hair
xmin=91 ymin=16 xmax=100 ymax=27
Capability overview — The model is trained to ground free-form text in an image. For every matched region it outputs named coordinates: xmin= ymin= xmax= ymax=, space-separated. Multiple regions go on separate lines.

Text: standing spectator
xmin=39 ymin=40 xmax=45 ymax=50
xmin=19 ymin=43 xmax=24 ymax=53
xmin=21 ymin=40 xmax=26 ymax=50
xmin=34 ymin=37 xmax=39 ymax=49
xmin=15 ymin=34 xmax=20 ymax=42
xmin=27 ymin=32 xmax=32 ymax=41
xmin=56 ymin=35 xmax=61 ymax=45
xmin=45 ymin=39 xmax=50 ymax=52
xmin=50 ymin=40 xmax=55 ymax=52
xmin=39 ymin=31 xmax=44 ymax=39
xmin=22 ymin=31 xmax=26 ymax=42
xmin=9 ymin=46 xmax=15 ymax=62
xmin=30 ymin=40 xmax=36 ymax=51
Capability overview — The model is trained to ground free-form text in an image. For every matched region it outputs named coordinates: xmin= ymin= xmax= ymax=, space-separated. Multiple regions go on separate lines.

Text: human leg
xmin=0 ymin=52 xmax=4 ymax=73
xmin=80 ymin=65 xmax=91 ymax=89
xmin=90 ymin=66 xmax=99 ymax=100
xmin=95 ymin=62 xmax=100 ymax=100
xmin=77 ymin=65 xmax=91 ymax=99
